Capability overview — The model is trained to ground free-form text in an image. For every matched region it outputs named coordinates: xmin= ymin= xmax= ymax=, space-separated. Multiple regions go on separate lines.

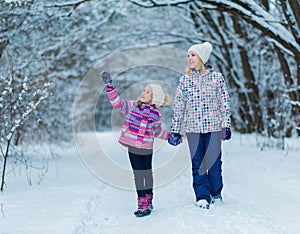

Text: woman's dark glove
xmin=168 ymin=133 xmax=182 ymax=146
xmin=222 ymin=128 xmax=231 ymax=141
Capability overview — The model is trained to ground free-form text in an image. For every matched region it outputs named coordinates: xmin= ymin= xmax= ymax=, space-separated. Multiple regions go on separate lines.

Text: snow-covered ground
xmin=1 ymin=132 xmax=300 ymax=234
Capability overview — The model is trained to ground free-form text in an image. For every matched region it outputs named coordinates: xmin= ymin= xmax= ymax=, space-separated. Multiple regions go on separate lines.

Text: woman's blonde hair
xmin=185 ymin=66 xmax=191 ymax=75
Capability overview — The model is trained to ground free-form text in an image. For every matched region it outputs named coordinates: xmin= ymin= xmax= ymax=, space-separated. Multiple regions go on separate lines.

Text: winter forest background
xmin=0 ymin=0 xmax=299 ymax=191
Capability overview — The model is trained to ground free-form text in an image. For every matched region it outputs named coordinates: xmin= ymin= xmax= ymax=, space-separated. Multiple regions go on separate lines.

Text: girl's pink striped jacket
xmin=106 ymin=87 xmax=170 ymax=149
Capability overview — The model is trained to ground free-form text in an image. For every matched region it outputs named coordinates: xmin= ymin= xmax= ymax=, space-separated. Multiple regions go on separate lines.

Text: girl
xmin=101 ymin=71 xmax=170 ymax=217
xmin=168 ymin=42 xmax=231 ymax=209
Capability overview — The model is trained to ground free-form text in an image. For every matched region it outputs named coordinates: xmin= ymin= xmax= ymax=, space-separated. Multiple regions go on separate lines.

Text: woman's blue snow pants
xmin=186 ymin=132 xmax=223 ymax=203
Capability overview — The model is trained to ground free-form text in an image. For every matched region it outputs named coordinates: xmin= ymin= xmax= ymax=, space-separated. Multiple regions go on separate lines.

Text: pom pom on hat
xmin=149 ymin=84 xmax=165 ymax=106
xmin=188 ymin=42 xmax=213 ymax=63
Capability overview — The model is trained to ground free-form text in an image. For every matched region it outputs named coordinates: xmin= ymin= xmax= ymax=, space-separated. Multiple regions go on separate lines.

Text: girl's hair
xmin=161 ymin=93 xmax=170 ymax=107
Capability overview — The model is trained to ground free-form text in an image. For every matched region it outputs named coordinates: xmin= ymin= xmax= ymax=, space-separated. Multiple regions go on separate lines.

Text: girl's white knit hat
xmin=149 ymin=84 xmax=165 ymax=106
xmin=188 ymin=42 xmax=212 ymax=63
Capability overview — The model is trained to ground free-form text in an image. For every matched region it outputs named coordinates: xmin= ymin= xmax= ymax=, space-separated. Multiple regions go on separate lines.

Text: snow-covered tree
xmin=0 ymin=48 xmax=51 ymax=191
xmin=129 ymin=0 xmax=300 ymax=139
xmin=1 ymin=0 xmax=299 ymax=150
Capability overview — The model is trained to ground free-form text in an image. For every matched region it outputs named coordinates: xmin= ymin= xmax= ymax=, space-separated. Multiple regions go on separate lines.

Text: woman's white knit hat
xmin=149 ymin=84 xmax=165 ymax=106
xmin=188 ymin=42 xmax=213 ymax=63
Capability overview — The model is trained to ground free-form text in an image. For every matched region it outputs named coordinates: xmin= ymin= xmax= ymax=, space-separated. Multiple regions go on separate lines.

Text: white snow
xmin=1 ymin=132 xmax=300 ymax=234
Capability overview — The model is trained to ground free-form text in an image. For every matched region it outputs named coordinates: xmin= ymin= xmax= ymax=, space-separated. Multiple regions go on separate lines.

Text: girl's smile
xmin=139 ymin=85 xmax=153 ymax=104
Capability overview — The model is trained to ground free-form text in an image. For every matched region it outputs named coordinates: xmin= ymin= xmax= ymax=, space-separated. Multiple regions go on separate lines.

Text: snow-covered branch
xmin=129 ymin=0 xmax=193 ymax=8
xmin=4 ymin=83 xmax=51 ymax=141
xmin=44 ymin=0 xmax=92 ymax=8
xmin=132 ymin=0 xmax=299 ymax=55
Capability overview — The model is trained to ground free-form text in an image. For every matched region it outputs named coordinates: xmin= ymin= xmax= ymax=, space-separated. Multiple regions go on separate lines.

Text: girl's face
xmin=188 ymin=51 xmax=202 ymax=70
xmin=139 ymin=85 xmax=153 ymax=104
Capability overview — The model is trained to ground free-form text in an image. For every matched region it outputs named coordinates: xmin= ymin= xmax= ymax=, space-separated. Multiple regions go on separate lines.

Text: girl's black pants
xmin=128 ymin=148 xmax=153 ymax=198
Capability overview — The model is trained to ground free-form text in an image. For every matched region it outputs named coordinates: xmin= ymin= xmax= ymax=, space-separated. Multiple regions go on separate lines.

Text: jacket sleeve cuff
xmin=106 ymin=86 xmax=116 ymax=92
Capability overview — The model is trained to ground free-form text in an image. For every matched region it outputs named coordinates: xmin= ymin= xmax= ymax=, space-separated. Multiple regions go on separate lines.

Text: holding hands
xmin=221 ymin=128 xmax=231 ymax=141
xmin=168 ymin=128 xmax=231 ymax=146
xmin=168 ymin=133 xmax=182 ymax=146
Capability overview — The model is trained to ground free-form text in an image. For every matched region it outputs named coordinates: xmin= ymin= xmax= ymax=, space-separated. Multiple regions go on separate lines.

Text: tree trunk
xmin=287 ymin=0 xmax=300 ymax=36
xmin=271 ymin=45 xmax=300 ymax=137
xmin=1 ymin=140 xmax=10 ymax=192
xmin=232 ymin=19 xmax=263 ymax=133
xmin=260 ymin=0 xmax=269 ymax=11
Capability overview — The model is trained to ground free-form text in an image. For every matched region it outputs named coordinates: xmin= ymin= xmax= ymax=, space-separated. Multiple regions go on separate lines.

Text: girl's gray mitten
xmin=101 ymin=71 xmax=113 ymax=86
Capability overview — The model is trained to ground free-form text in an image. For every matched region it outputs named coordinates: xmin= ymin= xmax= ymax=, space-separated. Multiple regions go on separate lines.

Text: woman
xmin=168 ymin=42 xmax=231 ymax=209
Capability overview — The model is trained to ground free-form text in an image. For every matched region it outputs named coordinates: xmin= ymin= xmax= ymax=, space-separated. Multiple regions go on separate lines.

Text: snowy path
xmin=73 ymin=133 xmax=300 ymax=234
xmin=1 ymin=132 xmax=300 ymax=234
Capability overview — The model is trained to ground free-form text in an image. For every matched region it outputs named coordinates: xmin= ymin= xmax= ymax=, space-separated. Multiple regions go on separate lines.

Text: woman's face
xmin=188 ymin=51 xmax=202 ymax=70
xmin=139 ymin=85 xmax=153 ymax=104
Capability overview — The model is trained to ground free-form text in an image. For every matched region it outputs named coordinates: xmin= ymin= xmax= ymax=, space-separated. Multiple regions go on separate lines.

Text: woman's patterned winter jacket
xmin=170 ymin=68 xmax=231 ymax=134
xmin=107 ymin=87 xmax=170 ymax=149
